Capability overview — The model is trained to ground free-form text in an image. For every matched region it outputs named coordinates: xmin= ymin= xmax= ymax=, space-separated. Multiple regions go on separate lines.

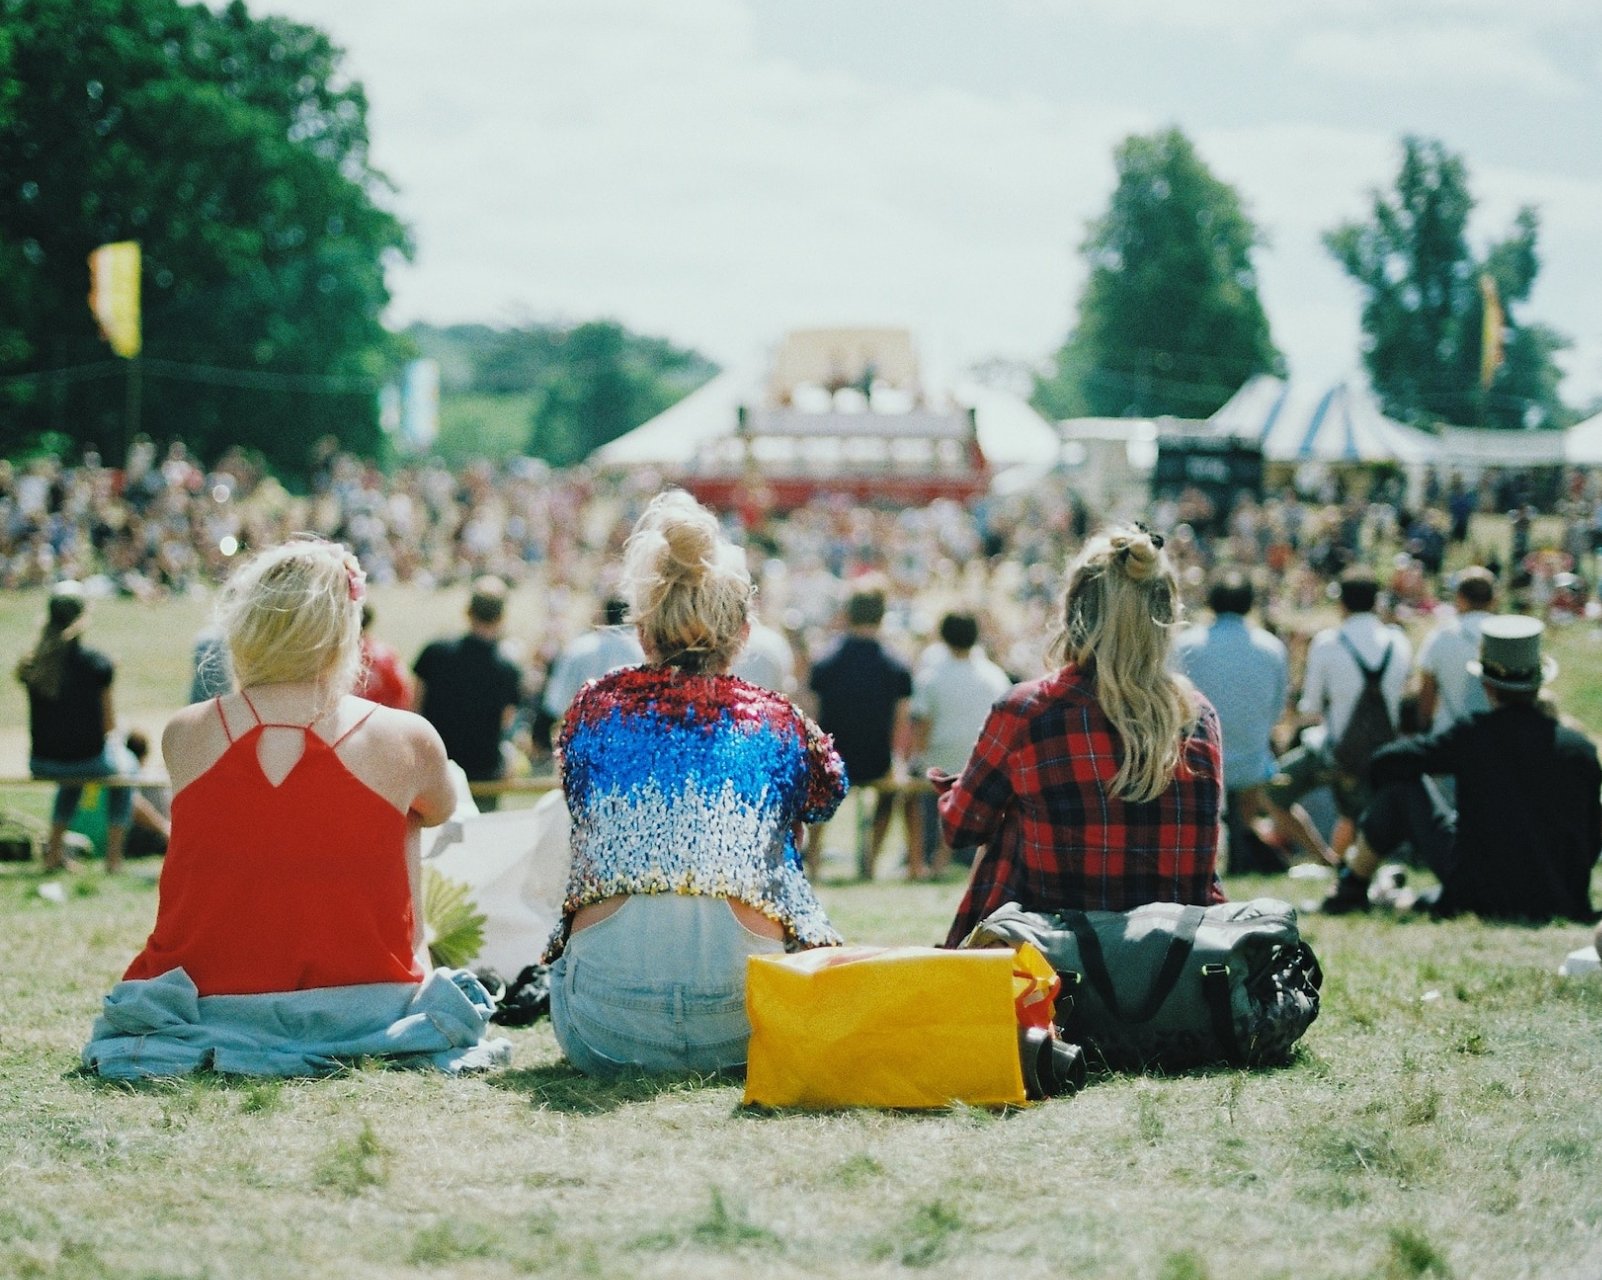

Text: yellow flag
xmin=1478 ymin=273 xmax=1504 ymax=390
xmin=88 ymin=241 xmax=141 ymax=358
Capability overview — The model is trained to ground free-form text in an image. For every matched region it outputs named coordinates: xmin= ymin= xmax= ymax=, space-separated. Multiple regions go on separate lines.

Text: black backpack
xmin=1331 ymin=634 xmax=1396 ymax=777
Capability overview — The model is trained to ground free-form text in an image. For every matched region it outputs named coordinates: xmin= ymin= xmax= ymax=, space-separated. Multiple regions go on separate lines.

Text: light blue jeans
xmin=31 ymin=741 xmax=134 ymax=827
xmin=550 ymin=895 xmax=784 ymax=1077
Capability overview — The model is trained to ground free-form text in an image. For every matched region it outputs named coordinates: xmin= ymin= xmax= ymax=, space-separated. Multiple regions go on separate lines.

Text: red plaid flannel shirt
xmin=940 ymin=663 xmax=1225 ymax=946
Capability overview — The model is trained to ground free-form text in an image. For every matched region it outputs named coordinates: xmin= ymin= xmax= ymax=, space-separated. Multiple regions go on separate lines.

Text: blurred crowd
xmin=9 ymin=437 xmax=1602 ymax=714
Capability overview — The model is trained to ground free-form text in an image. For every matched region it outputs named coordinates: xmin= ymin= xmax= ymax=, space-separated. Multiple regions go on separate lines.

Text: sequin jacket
xmin=545 ymin=666 xmax=847 ymax=960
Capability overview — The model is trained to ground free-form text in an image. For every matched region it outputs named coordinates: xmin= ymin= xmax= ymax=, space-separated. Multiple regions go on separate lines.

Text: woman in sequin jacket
xmin=545 ymin=490 xmax=846 ymax=1076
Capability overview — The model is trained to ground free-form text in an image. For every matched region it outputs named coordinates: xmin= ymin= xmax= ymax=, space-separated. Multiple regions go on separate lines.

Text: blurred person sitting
xmin=353 ymin=602 xmax=413 ymax=710
xmin=1265 ymin=567 xmax=1412 ymax=866
xmin=86 ymin=538 xmax=505 ymax=1077
xmin=938 ymin=525 xmax=1224 ymax=946
xmin=730 ymin=613 xmax=798 ymax=696
xmin=545 ymin=491 xmax=844 ymax=1077
xmin=904 ymin=612 xmax=1011 ymax=880
xmin=807 ymin=580 xmax=914 ymax=881
xmin=537 ymin=596 xmax=644 ymax=737
xmin=121 ymin=729 xmax=172 ymax=859
xmin=17 ymin=582 xmax=131 ymax=872
xmin=412 ymin=577 xmax=523 ymax=810
xmin=1171 ymin=571 xmax=1292 ymax=873
xmin=1415 ymin=567 xmax=1496 ymax=735
xmin=1323 ymin=617 xmax=1600 ymax=921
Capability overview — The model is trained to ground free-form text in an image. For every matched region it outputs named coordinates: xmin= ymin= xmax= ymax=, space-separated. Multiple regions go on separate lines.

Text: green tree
xmin=1034 ymin=127 xmax=1281 ymax=421
xmin=0 ymin=0 xmax=410 ymax=471
xmin=1324 ymin=137 xmax=1570 ymax=429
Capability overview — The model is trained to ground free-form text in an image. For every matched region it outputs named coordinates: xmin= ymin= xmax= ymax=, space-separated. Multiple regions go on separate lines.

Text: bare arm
xmin=101 ymin=688 xmax=115 ymax=741
xmin=892 ymin=698 xmax=914 ymax=770
xmin=1416 ymin=672 xmax=1439 ymax=730
xmin=410 ymin=677 xmax=427 ymax=715
xmin=909 ymin=713 xmax=931 ymax=759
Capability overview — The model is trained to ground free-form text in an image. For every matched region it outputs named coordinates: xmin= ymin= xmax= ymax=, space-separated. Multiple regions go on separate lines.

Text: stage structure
xmin=597 ymin=328 xmax=1059 ymax=511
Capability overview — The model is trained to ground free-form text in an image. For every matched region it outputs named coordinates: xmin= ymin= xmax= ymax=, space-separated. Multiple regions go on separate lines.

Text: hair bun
xmin=657 ymin=519 xmax=714 ymax=585
xmin=1115 ymin=533 xmax=1159 ymax=581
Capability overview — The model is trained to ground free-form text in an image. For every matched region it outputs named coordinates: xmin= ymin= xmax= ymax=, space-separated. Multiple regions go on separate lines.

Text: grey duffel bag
xmin=961 ymin=899 xmax=1323 ymax=1071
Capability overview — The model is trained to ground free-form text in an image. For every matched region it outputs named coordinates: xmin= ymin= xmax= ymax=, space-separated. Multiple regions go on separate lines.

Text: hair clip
xmin=1133 ymin=521 xmax=1165 ymax=550
xmin=342 ymin=552 xmax=367 ymax=604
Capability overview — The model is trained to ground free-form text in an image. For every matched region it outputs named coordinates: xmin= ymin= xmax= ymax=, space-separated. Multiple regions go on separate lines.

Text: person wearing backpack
xmin=1322 ymin=616 xmax=1599 ymax=921
xmin=1265 ymin=568 xmax=1412 ymax=865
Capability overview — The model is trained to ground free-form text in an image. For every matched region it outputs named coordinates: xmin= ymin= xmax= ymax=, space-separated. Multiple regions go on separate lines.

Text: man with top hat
xmin=1323 ymin=615 xmax=1600 ymax=921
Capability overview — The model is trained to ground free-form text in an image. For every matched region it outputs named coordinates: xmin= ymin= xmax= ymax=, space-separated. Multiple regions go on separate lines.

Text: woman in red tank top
xmin=124 ymin=537 xmax=458 ymax=997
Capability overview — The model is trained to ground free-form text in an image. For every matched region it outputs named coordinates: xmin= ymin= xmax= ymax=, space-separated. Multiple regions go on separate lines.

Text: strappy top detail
xmin=215 ymin=693 xmax=379 ymax=753
xmin=126 ymin=696 xmax=419 ymax=997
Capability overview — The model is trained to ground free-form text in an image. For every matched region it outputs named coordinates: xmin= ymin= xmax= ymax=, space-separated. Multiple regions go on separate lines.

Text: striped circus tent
xmin=1211 ymin=376 xmax=1440 ymax=464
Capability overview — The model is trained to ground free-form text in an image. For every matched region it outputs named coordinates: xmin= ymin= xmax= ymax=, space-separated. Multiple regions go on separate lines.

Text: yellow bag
xmin=742 ymin=944 xmax=1057 ymax=1110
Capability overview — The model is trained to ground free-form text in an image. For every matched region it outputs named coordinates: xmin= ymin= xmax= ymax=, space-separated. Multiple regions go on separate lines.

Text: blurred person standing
xmin=354 ymin=603 xmax=412 ymax=710
xmin=806 ymin=581 xmax=913 ymax=880
xmin=1416 ymin=567 xmax=1496 ymax=734
xmin=17 ymin=582 xmax=130 ymax=872
xmin=1172 ymin=572 xmax=1291 ymax=873
xmin=905 ymin=612 xmax=1011 ymax=879
xmin=413 ymin=577 xmax=522 ymax=810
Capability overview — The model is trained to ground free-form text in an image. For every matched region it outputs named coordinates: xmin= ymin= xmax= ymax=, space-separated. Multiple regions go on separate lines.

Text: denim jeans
xmin=31 ymin=741 xmax=134 ymax=827
xmin=550 ymin=894 xmax=784 ymax=1077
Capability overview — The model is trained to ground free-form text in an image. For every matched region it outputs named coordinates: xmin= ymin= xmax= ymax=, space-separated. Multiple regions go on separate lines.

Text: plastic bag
xmin=742 ymin=943 xmax=1057 ymax=1109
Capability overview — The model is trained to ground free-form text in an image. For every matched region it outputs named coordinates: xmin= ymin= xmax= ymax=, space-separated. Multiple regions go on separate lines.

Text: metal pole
xmin=123 ymin=355 xmax=141 ymax=465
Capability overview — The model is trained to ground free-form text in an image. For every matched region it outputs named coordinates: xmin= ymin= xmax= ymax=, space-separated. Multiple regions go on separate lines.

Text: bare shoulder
xmin=347 ymin=701 xmax=446 ymax=763
xmin=163 ymin=699 xmax=231 ymax=789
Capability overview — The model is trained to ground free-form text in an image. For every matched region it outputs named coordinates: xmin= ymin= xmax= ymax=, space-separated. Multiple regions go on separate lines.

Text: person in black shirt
xmin=412 ymin=577 xmax=523 ymax=811
xmin=807 ymin=582 xmax=912 ymax=880
xmin=17 ymin=582 xmax=132 ymax=872
xmin=1324 ymin=616 xmax=1600 ymax=921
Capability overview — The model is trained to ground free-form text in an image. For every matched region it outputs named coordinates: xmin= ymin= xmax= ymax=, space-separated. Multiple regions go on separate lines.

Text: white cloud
xmin=264 ymin=0 xmax=1602 ymax=405
xmin=1294 ymin=24 xmax=1584 ymax=99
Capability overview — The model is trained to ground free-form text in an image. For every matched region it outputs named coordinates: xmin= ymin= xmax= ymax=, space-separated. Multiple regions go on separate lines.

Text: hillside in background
xmin=407 ymin=321 xmax=718 ymax=467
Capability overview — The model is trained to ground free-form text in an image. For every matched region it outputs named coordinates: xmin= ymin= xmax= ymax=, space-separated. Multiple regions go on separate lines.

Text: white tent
xmin=1211 ymin=376 xmax=1440 ymax=464
xmin=594 ymin=370 xmax=1059 ymax=472
xmin=593 ymin=368 xmax=755 ymax=468
xmin=1566 ymin=410 xmax=1602 ymax=466
xmin=1438 ymin=425 xmax=1567 ymax=468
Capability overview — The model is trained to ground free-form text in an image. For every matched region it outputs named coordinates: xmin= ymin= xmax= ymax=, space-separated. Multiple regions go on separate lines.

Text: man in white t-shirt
xmin=905 ymin=613 xmax=1012 ymax=879
xmin=730 ymin=617 xmax=798 ymax=695
xmin=541 ymin=597 xmax=645 ymax=722
xmin=1266 ymin=568 xmax=1412 ymax=864
xmin=1416 ymin=567 xmax=1495 ymax=734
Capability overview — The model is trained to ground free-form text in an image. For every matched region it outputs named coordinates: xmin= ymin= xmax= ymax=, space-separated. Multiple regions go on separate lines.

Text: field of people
xmin=0 ymin=588 xmax=1600 ymax=1280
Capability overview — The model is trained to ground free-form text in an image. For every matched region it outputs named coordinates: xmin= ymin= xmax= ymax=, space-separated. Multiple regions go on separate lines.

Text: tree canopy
xmin=412 ymin=320 xmax=718 ymax=468
xmin=1034 ymin=127 xmax=1281 ymax=421
xmin=0 ymin=0 xmax=409 ymax=472
xmin=1325 ymin=136 xmax=1570 ymax=430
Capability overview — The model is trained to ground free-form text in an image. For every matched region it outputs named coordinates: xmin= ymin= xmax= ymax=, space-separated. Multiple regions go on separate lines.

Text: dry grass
xmin=3 ymin=867 xmax=1600 ymax=1279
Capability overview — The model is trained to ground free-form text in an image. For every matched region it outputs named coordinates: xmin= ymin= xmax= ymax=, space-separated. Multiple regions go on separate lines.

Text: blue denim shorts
xmin=549 ymin=894 xmax=784 ymax=1077
xmin=31 ymin=741 xmax=134 ymax=827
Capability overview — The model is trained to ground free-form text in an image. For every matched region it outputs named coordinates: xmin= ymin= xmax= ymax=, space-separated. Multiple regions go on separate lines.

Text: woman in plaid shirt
xmin=938 ymin=525 xmax=1225 ymax=946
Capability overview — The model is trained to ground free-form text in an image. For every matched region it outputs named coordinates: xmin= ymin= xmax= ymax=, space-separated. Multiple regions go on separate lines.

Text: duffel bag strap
xmin=1200 ymin=963 xmax=1244 ymax=1066
xmin=1057 ymin=905 xmax=1206 ymax=1025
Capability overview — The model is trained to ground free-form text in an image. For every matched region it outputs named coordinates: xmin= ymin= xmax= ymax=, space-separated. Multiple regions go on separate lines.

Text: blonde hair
xmin=1050 ymin=524 xmax=1198 ymax=803
xmin=621 ymin=490 xmax=751 ymax=673
xmin=219 ymin=538 xmax=364 ymax=695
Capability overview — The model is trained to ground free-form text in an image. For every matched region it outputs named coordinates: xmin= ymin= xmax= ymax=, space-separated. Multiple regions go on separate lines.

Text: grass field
xmin=2 ymin=578 xmax=1601 ymax=1278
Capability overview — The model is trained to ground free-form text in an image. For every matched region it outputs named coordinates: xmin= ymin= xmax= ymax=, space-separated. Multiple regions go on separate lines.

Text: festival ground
xmin=1 ymin=592 xmax=1600 ymax=1278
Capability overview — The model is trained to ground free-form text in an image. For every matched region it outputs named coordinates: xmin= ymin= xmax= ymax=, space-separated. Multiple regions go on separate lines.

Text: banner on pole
xmin=402 ymin=359 xmax=440 ymax=448
xmin=89 ymin=241 xmax=142 ymax=358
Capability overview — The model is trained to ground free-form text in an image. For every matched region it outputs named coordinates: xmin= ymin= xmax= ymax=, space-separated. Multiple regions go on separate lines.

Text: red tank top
xmin=125 ymin=696 xmax=424 ymax=996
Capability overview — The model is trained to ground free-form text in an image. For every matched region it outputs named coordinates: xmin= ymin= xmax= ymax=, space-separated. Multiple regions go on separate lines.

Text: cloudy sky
xmin=268 ymin=0 xmax=1602 ymax=409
